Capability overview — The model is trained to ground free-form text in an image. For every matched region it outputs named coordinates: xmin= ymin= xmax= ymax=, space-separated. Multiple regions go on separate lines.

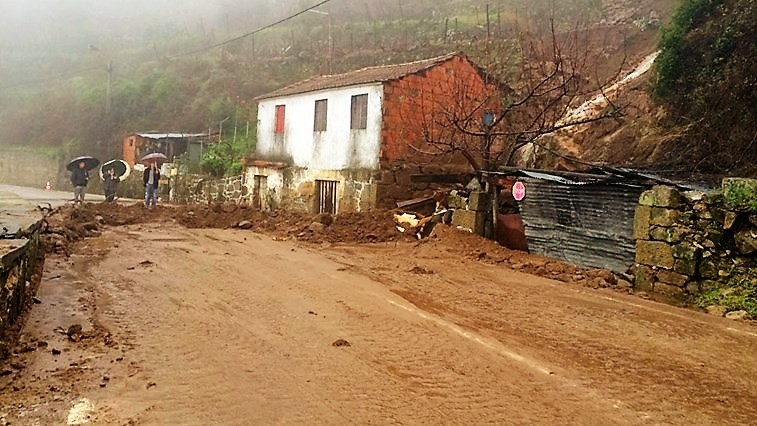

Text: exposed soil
xmin=39 ymin=203 xmax=624 ymax=292
xmin=1 ymin=222 xmax=754 ymax=424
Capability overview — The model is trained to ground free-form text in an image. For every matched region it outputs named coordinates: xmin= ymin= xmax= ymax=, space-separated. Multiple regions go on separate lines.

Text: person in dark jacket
xmin=143 ymin=162 xmax=160 ymax=208
xmin=70 ymin=161 xmax=89 ymax=204
xmin=103 ymin=167 xmax=119 ymax=202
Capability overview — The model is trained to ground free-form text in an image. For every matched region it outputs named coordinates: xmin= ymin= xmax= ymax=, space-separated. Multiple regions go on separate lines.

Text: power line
xmin=0 ymin=0 xmax=334 ymax=91
xmin=170 ymin=0 xmax=333 ymax=59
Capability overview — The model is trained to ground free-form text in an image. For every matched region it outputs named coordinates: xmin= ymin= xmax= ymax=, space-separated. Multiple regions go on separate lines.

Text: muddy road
xmin=1 ymin=219 xmax=756 ymax=424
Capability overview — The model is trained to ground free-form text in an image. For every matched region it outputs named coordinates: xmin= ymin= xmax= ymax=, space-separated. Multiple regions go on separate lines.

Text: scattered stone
xmin=332 ymin=339 xmax=351 ymax=347
xmin=139 ymin=260 xmax=154 ymax=267
xmin=734 ymin=228 xmax=757 ymax=255
xmin=67 ymin=324 xmax=83 ymax=342
xmin=705 ymin=305 xmax=727 ymax=317
xmin=10 ymin=362 xmax=24 ymax=370
xmin=51 ymin=348 xmax=61 ymax=355
xmin=409 ymin=266 xmax=434 ymax=275
xmin=636 ymin=291 xmax=651 ymax=299
xmin=617 ymin=279 xmax=633 ymax=288
xmin=115 ymin=356 xmax=124 ymax=362
xmin=146 ymin=381 xmax=157 ymax=389
xmin=308 ymin=222 xmax=325 ymax=233
xmin=725 ymin=310 xmax=751 ymax=321
xmin=0 ymin=370 xmax=12 ymax=377
xmin=32 ymin=296 xmax=42 ymax=304
xmin=308 ymin=311 xmax=317 ymax=316
xmin=100 ymin=382 xmax=107 ymax=388
xmin=237 ymin=220 xmax=253 ymax=230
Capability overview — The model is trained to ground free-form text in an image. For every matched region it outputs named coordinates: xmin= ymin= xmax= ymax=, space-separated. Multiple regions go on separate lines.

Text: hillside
xmin=1 ymin=0 xmax=721 ymax=177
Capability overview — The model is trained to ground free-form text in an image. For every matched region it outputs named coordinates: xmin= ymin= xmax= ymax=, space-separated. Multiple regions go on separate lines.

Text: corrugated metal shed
xmin=517 ymin=178 xmax=645 ymax=272
xmin=488 ymin=167 xmax=680 ymax=273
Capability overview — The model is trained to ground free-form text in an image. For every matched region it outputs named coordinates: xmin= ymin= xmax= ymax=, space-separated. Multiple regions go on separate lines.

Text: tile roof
xmin=256 ymin=52 xmax=464 ymax=100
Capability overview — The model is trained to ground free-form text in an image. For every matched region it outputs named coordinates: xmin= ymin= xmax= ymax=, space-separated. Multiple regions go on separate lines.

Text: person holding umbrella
xmin=67 ymin=156 xmax=99 ymax=205
xmin=141 ymin=153 xmax=167 ymax=208
xmin=100 ymin=159 xmax=130 ymax=203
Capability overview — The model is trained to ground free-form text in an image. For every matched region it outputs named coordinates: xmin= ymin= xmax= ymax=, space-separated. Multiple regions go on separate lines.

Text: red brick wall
xmin=122 ymin=135 xmax=140 ymax=166
xmin=380 ymin=56 xmax=498 ymax=170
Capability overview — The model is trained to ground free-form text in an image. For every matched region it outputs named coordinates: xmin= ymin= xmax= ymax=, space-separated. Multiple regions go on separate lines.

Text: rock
xmin=635 ymin=241 xmax=675 ymax=269
xmin=651 ymin=208 xmax=680 ymax=227
xmin=654 ymin=282 xmax=685 ymax=297
xmin=649 ymin=226 xmax=684 ymax=243
xmin=32 ymin=296 xmax=42 ymax=304
xmin=725 ymin=310 xmax=752 ymax=321
xmin=237 ymin=220 xmax=253 ymax=230
xmin=332 ymin=338 xmax=351 ymax=347
xmin=705 ymin=305 xmax=727 ymax=317
xmin=699 ymin=259 xmax=719 ymax=280
xmin=638 ymin=190 xmax=655 ymax=206
xmin=672 ymin=243 xmax=700 ymax=261
xmin=633 ymin=206 xmax=653 ymax=240
xmin=631 ymin=264 xmax=655 ymax=290
xmin=617 ymin=279 xmax=633 ymax=288
xmin=734 ymin=228 xmax=757 ymax=255
xmin=465 ymin=178 xmax=483 ymax=192
xmin=674 ymin=258 xmax=697 ymax=276
xmin=682 ymin=190 xmax=706 ymax=203
xmin=51 ymin=348 xmax=61 ymax=355
xmin=685 ymin=282 xmax=700 ymax=294
xmin=94 ymin=215 xmax=104 ymax=224
xmin=750 ymin=215 xmax=757 ymax=227
xmin=308 ymin=222 xmax=325 ymax=233
xmin=723 ymin=211 xmax=739 ymax=230
xmin=315 ymin=213 xmax=333 ymax=226
xmin=651 ymin=186 xmax=681 ymax=208
xmin=657 ymin=270 xmax=688 ymax=287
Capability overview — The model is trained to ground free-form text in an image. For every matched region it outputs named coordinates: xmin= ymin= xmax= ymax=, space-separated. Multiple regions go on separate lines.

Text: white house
xmin=246 ymin=53 xmax=496 ymax=214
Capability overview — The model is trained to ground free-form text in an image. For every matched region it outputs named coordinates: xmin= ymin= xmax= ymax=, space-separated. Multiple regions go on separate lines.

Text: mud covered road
xmin=2 ymin=221 xmax=756 ymax=424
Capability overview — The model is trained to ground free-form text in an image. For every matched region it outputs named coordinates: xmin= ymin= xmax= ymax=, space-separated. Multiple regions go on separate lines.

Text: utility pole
xmin=105 ymin=60 xmax=113 ymax=115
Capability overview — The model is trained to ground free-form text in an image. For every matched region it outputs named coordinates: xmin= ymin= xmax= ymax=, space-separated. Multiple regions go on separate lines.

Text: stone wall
xmin=170 ymin=174 xmax=249 ymax=205
xmin=0 ymin=221 xmax=44 ymax=358
xmin=632 ymin=181 xmax=757 ymax=297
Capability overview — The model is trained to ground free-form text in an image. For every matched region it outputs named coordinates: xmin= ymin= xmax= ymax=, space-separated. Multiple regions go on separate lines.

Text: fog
xmin=0 ymin=0 xmax=282 ymax=53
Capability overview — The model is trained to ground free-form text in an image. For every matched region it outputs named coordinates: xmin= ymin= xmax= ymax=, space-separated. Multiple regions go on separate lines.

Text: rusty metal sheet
xmin=517 ymin=178 xmax=646 ymax=273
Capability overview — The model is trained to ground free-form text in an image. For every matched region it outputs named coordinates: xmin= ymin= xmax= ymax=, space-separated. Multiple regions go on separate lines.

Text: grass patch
xmin=697 ymin=269 xmax=757 ymax=317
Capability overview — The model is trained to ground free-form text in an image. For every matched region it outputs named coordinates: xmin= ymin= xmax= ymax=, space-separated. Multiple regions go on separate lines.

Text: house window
xmin=351 ymin=94 xmax=368 ymax=130
xmin=274 ymin=105 xmax=286 ymax=134
xmin=313 ymin=99 xmax=328 ymax=132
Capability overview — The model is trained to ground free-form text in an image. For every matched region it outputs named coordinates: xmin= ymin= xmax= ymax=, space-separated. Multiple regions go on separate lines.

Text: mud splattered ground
xmin=1 ymin=203 xmax=755 ymax=424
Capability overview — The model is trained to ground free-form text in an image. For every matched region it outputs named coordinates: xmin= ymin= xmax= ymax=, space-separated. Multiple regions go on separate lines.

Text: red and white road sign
xmin=512 ymin=181 xmax=526 ymax=201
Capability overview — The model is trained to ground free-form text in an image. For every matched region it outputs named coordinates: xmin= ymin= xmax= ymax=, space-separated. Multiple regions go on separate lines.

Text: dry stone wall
xmin=632 ymin=180 xmax=757 ymax=297
xmin=170 ymin=174 xmax=249 ymax=205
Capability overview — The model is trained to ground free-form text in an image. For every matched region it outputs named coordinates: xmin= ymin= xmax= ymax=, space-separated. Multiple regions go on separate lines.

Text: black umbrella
xmin=67 ymin=156 xmax=100 ymax=172
xmin=100 ymin=159 xmax=130 ymax=180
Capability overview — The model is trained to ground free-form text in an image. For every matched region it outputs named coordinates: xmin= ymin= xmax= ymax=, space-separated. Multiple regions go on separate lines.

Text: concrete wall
xmin=0 ymin=147 xmax=65 ymax=190
xmin=0 ymin=221 xmax=43 ymax=358
xmin=256 ymin=84 xmax=384 ymax=170
xmin=632 ymin=182 xmax=757 ymax=297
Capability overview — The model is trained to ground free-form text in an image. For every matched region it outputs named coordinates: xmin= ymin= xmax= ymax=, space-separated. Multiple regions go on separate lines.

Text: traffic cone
xmin=45 ymin=181 xmax=51 ymax=191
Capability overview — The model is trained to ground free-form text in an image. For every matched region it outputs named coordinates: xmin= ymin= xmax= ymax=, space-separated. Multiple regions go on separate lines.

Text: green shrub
xmin=697 ymin=270 xmax=757 ymax=317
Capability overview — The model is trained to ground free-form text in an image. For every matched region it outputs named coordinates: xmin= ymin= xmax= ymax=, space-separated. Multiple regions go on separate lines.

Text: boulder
xmin=725 ymin=310 xmax=752 ymax=321
xmin=705 ymin=305 xmax=727 ymax=317
xmin=636 ymin=241 xmax=675 ymax=269
xmin=237 ymin=220 xmax=253 ymax=230
xmin=734 ymin=228 xmax=757 ymax=255
xmin=651 ymin=208 xmax=680 ymax=227
xmin=633 ymin=206 xmax=653 ymax=240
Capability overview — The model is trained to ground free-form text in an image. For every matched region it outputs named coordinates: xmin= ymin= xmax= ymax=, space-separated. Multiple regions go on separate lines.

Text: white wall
xmin=255 ymin=84 xmax=384 ymax=170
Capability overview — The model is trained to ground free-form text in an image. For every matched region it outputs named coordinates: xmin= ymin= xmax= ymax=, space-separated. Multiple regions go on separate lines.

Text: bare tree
xmin=413 ymin=20 xmax=626 ymax=173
